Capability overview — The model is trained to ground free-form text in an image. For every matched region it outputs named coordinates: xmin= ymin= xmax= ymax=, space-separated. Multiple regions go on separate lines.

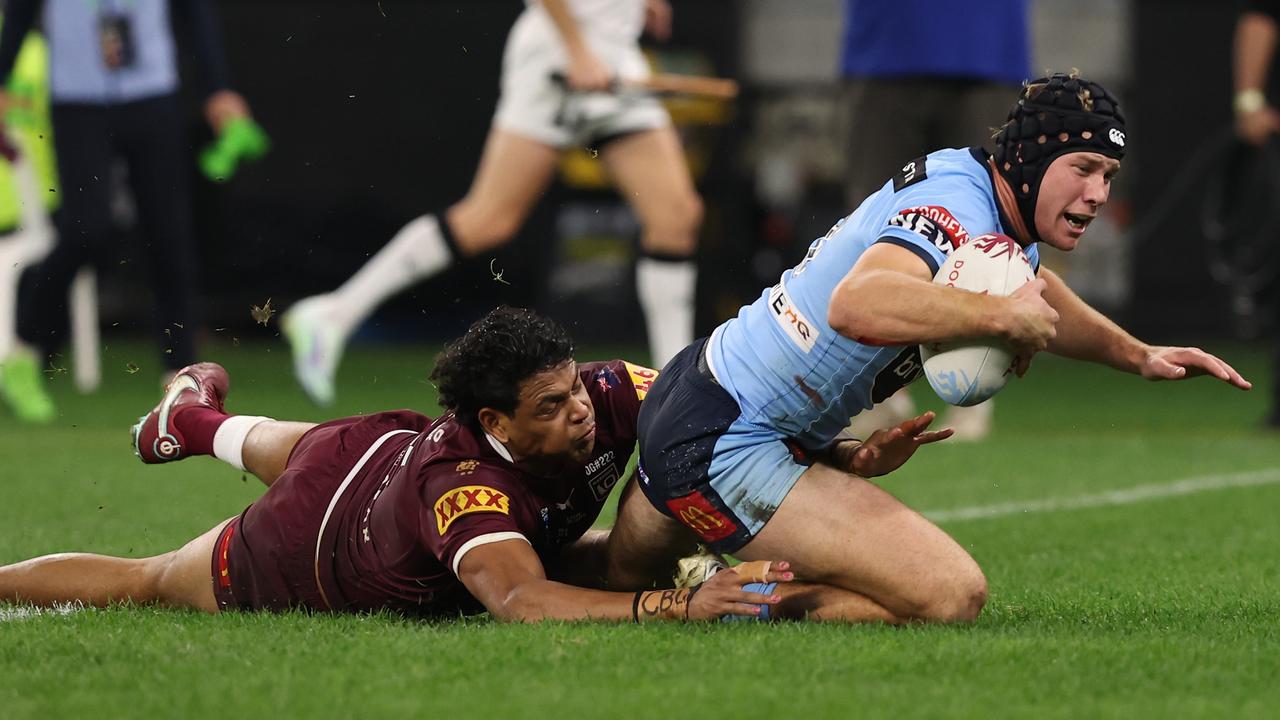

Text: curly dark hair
xmin=430 ymin=306 xmax=575 ymax=427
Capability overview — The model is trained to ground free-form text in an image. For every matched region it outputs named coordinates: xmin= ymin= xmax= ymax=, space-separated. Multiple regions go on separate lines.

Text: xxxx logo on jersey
xmin=623 ymin=362 xmax=659 ymax=400
xmin=435 ymin=485 xmax=510 ymax=534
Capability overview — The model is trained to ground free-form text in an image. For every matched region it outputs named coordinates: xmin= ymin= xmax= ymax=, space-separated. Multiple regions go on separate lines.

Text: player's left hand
xmin=845 ymin=411 xmax=954 ymax=478
xmin=644 ymin=0 xmax=673 ymax=41
xmin=204 ymin=90 xmax=251 ymax=134
xmin=1139 ymin=346 xmax=1252 ymax=390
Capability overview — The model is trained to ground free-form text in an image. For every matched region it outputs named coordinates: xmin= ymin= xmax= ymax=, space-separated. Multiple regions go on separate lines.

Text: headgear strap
xmin=992 ymin=73 xmax=1126 ymax=244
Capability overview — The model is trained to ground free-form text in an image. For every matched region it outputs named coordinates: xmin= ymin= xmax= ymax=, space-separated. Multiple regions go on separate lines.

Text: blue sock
xmin=720 ymin=582 xmax=779 ymax=622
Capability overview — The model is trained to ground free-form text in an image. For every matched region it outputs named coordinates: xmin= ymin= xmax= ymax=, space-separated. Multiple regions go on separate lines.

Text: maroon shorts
xmin=211 ymin=410 xmax=430 ymax=612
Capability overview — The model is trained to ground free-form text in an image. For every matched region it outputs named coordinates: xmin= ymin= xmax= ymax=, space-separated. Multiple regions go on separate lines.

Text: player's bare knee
xmin=666 ymin=192 xmax=704 ymax=245
xmin=641 ymin=192 xmax=702 ymax=256
xmin=676 ymin=191 xmax=704 ymax=235
xmin=122 ymin=554 xmax=172 ymax=605
xmin=477 ymin=214 xmax=522 ymax=247
xmin=911 ymin=569 xmax=988 ymax=623
xmin=448 ymin=207 xmax=522 ymax=254
xmin=152 ymin=550 xmax=215 ymax=612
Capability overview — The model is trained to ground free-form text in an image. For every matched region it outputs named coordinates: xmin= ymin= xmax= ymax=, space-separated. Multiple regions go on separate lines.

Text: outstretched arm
xmin=458 ymin=539 xmax=791 ymax=622
xmin=1040 ymin=268 xmax=1251 ymax=389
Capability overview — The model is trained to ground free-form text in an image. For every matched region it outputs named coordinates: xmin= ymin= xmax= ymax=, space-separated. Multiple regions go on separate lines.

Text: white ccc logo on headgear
xmin=1108 ymin=127 xmax=1126 ymax=147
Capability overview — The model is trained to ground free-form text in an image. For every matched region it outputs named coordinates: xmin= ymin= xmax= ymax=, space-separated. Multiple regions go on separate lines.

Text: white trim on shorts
xmin=313 ymin=429 xmax=417 ymax=610
xmin=452 ymin=532 xmax=531 ymax=576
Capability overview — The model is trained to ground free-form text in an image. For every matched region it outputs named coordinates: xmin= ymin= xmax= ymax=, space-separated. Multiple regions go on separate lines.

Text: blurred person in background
xmin=1232 ymin=0 xmax=1280 ymax=427
xmin=283 ymin=0 xmax=704 ymax=406
xmin=0 ymin=0 xmax=253 ymax=424
xmin=841 ymin=0 xmax=1031 ymax=440
xmin=0 ymin=15 xmax=58 ymax=407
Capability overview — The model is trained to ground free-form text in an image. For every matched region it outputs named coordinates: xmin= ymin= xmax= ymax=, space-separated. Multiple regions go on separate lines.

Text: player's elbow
xmin=828 ymin=273 xmax=881 ymax=340
xmin=493 ymin=584 xmax=546 ymax=623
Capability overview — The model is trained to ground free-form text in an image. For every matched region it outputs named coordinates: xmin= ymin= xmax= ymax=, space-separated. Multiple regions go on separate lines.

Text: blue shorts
xmin=637 ymin=339 xmax=811 ymax=555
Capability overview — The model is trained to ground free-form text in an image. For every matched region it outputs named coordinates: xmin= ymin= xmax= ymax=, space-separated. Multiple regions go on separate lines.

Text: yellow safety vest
xmin=0 ymin=24 xmax=59 ymax=231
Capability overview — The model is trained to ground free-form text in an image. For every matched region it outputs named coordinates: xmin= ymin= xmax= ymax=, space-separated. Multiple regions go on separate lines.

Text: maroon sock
xmin=173 ymin=405 xmax=230 ymax=456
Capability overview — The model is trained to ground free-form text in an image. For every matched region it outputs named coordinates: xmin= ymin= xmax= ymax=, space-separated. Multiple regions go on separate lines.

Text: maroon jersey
xmin=216 ymin=360 xmax=651 ymax=617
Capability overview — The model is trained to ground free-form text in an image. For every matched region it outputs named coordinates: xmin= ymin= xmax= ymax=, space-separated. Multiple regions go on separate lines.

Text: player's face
xmin=1034 ymin=152 xmax=1121 ymax=251
xmin=502 ymin=361 xmax=597 ymax=465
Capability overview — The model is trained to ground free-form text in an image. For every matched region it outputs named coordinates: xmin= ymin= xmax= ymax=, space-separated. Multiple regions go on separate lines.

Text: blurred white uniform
xmin=495 ymin=0 xmax=670 ymax=147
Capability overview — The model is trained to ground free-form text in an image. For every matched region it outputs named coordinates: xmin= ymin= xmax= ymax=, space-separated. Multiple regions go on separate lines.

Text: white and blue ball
xmin=919 ymin=234 xmax=1036 ymax=406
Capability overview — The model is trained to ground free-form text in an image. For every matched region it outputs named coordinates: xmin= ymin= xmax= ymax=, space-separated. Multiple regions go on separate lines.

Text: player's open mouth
xmin=1064 ymin=212 xmax=1093 ymax=232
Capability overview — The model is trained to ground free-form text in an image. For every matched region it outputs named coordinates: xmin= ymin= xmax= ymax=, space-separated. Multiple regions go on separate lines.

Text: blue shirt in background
xmin=0 ymin=0 xmax=231 ymax=105
xmin=841 ymin=0 xmax=1031 ymax=86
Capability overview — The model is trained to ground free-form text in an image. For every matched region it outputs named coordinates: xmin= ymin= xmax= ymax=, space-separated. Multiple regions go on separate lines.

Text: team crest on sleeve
xmin=887 ymin=205 xmax=970 ymax=252
xmin=623 ymin=362 xmax=658 ymax=399
xmin=434 ymin=485 xmax=510 ymax=534
xmin=594 ymin=366 xmax=621 ymax=392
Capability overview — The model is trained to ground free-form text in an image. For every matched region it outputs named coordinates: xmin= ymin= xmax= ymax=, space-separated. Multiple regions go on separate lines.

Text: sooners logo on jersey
xmin=434 ymin=485 xmax=510 ymax=535
xmin=623 ymin=362 xmax=658 ymax=400
xmin=888 ymin=205 xmax=969 ymax=253
xmin=666 ymin=491 xmax=738 ymax=543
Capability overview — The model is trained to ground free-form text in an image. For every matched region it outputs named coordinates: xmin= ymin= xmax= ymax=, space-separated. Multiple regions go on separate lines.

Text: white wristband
xmin=1235 ymin=88 xmax=1267 ymax=115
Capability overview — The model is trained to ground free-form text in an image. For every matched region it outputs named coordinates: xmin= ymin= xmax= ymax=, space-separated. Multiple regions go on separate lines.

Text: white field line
xmin=923 ymin=468 xmax=1280 ymax=523
xmin=0 ymin=600 xmax=86 ymax=623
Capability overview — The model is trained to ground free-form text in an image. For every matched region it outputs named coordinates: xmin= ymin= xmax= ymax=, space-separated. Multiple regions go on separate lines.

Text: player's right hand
xmin=685 ymin=560 xmax=793 ymax=621
xmin=1000 ymin=278 xmax=1059 ymax=357
xmin=1236 ymin=106 xmax=1280 ymax=146
xmin=565 ymin=48 xmax=614 ymax=92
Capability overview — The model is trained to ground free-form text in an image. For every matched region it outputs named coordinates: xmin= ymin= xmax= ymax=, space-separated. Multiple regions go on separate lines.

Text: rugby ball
xmin=919 ymin=234 xmax=1036 ymax=406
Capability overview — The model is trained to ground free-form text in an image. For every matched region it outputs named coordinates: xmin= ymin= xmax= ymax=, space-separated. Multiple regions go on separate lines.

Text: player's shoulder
xmin=581 ymin=359 xmax=658 ymax=404
xmin=414 ymin=415 xmax=518 ymax=485
xmin=890 ymin=147 xmax=990 ymax=194
xmin=419 ymin=450 xmax=524 ymax=536
xmin=417 ymin=430 xmax=522 ymax=532
xmin=878 ymin=148 xmax=998 ymax=256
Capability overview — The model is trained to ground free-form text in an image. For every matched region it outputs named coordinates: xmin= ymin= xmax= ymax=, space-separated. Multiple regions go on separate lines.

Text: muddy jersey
xmin=310 ymin=359 xmax=651 ymax=617
xmin=706 ymin=147 xmax=1041 ymax=450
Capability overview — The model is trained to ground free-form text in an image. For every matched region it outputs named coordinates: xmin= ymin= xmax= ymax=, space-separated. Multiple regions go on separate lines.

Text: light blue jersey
xmin=707 ymin=147 xmax=1040 ymax=450
xmin=46 ymin=0 xmax=178 ymax=103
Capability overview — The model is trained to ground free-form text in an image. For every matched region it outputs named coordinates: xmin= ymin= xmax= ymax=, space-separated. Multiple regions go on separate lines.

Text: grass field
xmin=2 ymin=340 xmax=1278 ymax=719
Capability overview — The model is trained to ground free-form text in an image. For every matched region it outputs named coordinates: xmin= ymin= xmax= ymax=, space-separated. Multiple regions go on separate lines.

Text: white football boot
xmin=673 ymin=545 xmax=728 ymax=588
xmin=281 ymin=295 xmax=347 ymax=406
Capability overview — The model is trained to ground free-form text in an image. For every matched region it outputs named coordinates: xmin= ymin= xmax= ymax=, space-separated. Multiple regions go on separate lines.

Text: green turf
xmin=2 ymin=340 xmax=1278 ymax=719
